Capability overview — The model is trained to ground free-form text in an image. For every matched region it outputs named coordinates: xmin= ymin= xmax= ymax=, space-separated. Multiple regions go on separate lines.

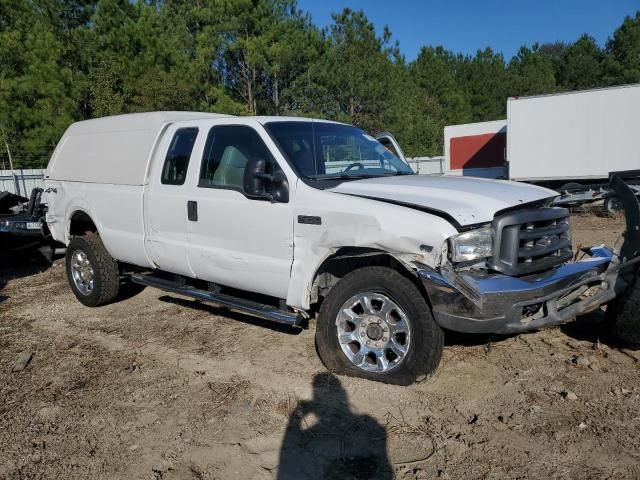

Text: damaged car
xmin=42 ymin=112 xmax=640 ymax=385
xmin=0 ymin=188 xmax=50 ymax=258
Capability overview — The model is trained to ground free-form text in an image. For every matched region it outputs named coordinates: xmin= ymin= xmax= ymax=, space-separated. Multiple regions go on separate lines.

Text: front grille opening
xmin=519 ymin=217 xmax=571 ymax=263
xmin=489 ymin=207 xmax=573 ymax=276
xmin=520 ymin=247 xmax=573 ymax=264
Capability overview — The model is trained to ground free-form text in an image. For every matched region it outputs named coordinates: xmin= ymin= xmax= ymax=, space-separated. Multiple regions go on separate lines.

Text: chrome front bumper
xmin=419 ymin=247 xmax=627 ymax=334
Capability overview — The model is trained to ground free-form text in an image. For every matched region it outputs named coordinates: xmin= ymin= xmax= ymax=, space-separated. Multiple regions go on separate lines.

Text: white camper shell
xmin=47 ymin=112 xmax=230 ymax=185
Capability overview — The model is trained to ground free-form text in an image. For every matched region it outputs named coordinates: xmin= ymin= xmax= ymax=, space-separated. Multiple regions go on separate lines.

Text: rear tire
xmin=66 ymin=234 xmax=120 ymax=307
xmin=605 ymin=274 xmax=640 ymax=348
xmin=315 ymin=266 xmax=444 ymax=385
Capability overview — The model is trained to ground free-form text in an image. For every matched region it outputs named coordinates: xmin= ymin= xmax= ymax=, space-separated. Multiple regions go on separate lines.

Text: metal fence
xmin=0 ymin=169 xmax=45 ymax=196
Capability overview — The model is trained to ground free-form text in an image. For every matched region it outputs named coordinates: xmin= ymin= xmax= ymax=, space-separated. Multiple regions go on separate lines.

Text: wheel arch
xmin=68 ymin=208 xmax=101 ymax=240
xmin=305 ymin=247 xmax=429 ymax=314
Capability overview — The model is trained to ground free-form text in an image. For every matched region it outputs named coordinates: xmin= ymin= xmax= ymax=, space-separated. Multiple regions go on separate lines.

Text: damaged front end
xmin=418 ymin=174 xmax=640 ymax=334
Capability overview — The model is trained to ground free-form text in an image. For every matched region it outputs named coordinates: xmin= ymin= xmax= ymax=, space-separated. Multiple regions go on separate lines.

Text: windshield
xmin=264 ymin=121 xmax=414 ymax=181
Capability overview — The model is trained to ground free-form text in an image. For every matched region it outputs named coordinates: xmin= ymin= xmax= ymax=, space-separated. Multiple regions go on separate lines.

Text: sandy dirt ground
xmin=1 ymin=208 xmax=639 ymax=480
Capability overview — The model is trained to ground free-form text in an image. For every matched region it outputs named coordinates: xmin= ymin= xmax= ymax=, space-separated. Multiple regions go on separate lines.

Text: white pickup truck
xmin=43 ymin=112 xmax=640 ymax=385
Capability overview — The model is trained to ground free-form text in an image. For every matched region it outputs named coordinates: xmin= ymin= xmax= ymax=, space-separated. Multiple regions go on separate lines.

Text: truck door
xmin=184 ymin=121 xmax=295 ymax=299
xmin=375 ymin=132 xmax=408 ymax=163
xmin=143 ymin=125 xmax=201 ymax=277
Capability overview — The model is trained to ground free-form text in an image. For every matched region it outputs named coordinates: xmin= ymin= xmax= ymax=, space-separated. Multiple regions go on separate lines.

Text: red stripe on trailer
xmin=450 ymin=133 xmax=506 ymax=170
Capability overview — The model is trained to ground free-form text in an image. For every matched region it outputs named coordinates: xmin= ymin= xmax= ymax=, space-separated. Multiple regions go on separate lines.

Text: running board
xmin=130 ymin=273 xmax=303 ymax=327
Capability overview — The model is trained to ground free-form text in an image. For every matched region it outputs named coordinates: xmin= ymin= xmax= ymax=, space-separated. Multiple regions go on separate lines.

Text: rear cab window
xmin=161 ymin=127 xmax=199 ymax=185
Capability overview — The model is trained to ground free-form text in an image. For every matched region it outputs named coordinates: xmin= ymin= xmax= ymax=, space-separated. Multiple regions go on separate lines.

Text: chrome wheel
xmin=70 ymin=249 xmax=94 ymax=296
xmin=336 ymin=292 xmax=411 ymax=373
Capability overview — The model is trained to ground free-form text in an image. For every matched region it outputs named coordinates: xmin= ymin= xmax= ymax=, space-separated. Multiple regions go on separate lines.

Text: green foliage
xmin=405 ymin=47 xmax=471 ymax=155
xmin=296 ymin=9 xmax=399 ymax=130
xmin=559 ymin=34 xmax=608 ymax=90
xmin=459 ymin=48 xmax=510 ymax=121
xmin=0 ymin=1 xmax=638 ymax=166
xmin=0 ymin=0 xmax=75 ymax=167
xmin=607 ymin=12 xmax=640 ymax=83
xmin=508 ymin=45 xmax=557 ymax=96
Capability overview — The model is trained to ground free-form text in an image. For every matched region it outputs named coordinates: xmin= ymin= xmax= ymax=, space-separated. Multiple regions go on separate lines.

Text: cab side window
xmin=199 ymin=125 xmax=277 ymax=191
xmin=161 ymin=127 xmax=199 ymax=185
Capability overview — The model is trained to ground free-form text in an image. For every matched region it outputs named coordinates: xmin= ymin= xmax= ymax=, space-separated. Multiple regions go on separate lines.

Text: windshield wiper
xmin=312 ymin=173 xmax=379 ymax=180
xmin=311 ymin=171 xmax=414 ymax=181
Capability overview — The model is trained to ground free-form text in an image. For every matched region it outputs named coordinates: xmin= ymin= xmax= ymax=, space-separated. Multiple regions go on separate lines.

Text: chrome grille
xmin=488 ymin=207 xmax=573 ymax=276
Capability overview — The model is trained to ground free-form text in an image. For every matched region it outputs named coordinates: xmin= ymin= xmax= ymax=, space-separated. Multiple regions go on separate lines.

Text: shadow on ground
xmin=0 ymin=251 xmax=54 ymax=303
xmin=114 ymin=280 xmax=147 ymax=303
xmin=443 ymin=329 xmax=517 ymax=348
xmin=277 ymin=372 xmax=392 ymax=480
xmin=443 ymin=308 xmax=628 ymax=350
xmin=560 ymin=308 xmax=638 ymax=351
xmin=560 ymin=309 xmax=607 ymax=342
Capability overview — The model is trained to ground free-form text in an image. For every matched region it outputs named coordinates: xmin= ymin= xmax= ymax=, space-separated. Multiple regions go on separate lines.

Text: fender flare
xmin=287 ymin=246 xmax=423 ymax=311
xmin=65 ymin=203 xmax=103 ymax=243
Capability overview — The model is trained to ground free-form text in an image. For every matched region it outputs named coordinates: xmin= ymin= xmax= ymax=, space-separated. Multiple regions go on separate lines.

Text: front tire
xmin=66 ymin=234 xmax=120 ymax=307
xmin=315 ymin=266 xmax=444 ymax=385
xmin=605 ymin=273 xmax=640 ymax=348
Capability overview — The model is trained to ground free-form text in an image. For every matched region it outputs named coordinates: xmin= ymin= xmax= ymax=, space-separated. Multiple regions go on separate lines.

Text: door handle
xmin=187 ymin=201 xmax=198 ymax=221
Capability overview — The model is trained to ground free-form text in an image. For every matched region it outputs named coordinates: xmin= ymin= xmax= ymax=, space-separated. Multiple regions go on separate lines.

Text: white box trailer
xmin=507 ymin=84 xmax=640 ymax=182
xmin=444 ymin=84 xmax=640 ymax=184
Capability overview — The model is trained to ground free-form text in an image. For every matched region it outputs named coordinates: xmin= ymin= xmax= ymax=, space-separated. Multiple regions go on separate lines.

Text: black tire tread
xmin=66 ymin=234 xmax=120 ymax=307
xmin=315 ymin=266 xmax=444 ymax=385
xmin=606 ymin=275 xmax=640 ymax=348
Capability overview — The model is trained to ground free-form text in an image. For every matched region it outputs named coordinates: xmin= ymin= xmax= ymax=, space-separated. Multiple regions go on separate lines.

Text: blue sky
xmin=297 ymin=0 xmax=640 ymax=60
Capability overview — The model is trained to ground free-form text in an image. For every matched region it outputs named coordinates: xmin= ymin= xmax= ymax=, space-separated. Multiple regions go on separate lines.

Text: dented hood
xmin=329 ymin=174 xmax=557 ymax=226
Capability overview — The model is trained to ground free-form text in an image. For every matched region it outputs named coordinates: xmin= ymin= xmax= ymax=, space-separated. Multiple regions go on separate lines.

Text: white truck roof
xmin=46 ymin=111 xmax=231 ymax=186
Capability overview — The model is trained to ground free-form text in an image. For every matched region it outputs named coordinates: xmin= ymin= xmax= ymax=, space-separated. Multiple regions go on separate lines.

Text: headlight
xmin=449 ymin=226 xmax=494 ymax=262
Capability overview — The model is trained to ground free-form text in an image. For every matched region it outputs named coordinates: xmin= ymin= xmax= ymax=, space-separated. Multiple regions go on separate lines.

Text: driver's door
xmin=184 ymin=120 xmax=295 ymax=299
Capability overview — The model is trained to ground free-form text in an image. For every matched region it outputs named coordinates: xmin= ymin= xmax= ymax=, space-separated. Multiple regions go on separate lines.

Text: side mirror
xmin=243 ymin=157 xmax=289 ymax=203
xmin=244 ymin=157 xmax=268 ymax=198
xmin=270 ymin=170 xmax=289 ymax=203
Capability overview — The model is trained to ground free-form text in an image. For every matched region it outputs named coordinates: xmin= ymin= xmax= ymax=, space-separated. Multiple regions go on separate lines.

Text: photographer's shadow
xmin=277 ymin=372 xmax=392 ymax=479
